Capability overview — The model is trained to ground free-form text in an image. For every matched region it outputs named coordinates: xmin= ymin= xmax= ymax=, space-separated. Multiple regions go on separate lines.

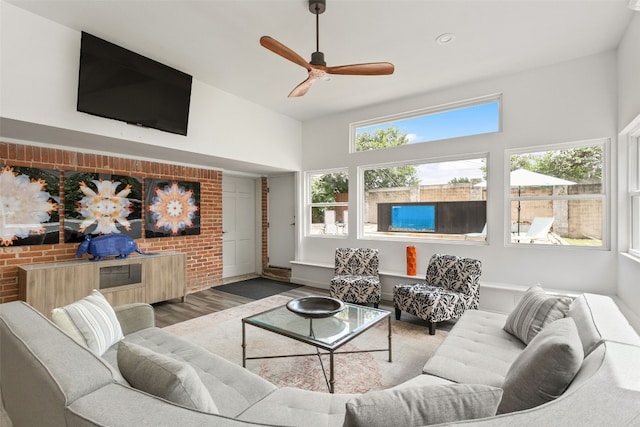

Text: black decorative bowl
xmin=286 ymin=297 xmax=346 ymax=319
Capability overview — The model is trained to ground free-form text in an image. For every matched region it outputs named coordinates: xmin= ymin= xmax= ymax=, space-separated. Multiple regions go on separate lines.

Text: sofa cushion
xmin=51 ymin=289 xmax=124 ymax=356
xmin=112 ymin=327 xmax=277 ymax=418
xmin=503 ymin=285 xmax=572 ymax=344
xmin=568 ymin=293 xmax=640 ymax=356
xmin=50 ymin=307 xmax=88 ymax=345
xmin=237 ymin=387 xmax=353 ymax=427
xmin=117 ymin=341 xmax=219 ymax=414
xmin=423 ymin=309 xmax=524 ymax=387
xmin=343 ymin=383 xmax=503 ymax=427
xmin=498 ymin=317 xmax=584 ymax=414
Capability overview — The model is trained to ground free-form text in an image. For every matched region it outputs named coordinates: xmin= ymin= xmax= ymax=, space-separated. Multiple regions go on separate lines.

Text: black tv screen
xmin=77 ymin=32 xmax=192 ymax=136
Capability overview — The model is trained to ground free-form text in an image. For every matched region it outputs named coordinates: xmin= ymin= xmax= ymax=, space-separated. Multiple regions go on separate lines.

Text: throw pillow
xmin=51 ymin=289 xmax=124 ymax=355
xmin=503 ymin=285 xmax=572 ymax=344
xmin=343 ymin=383 xmax=503 ymax=427
xmin=497 ymin=317 xmax=584 ymax=414
xmin=50 ymin=307 xmax=88 ymax=346
xmin=117 ymin=341 xmax=219 ymax=414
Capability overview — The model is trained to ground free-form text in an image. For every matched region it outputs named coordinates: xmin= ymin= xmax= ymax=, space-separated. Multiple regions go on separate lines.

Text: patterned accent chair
xmin=329 ymin=248 xmax=381 ymax=308
xmin=393 ymin=253 xmax=482 ymax=335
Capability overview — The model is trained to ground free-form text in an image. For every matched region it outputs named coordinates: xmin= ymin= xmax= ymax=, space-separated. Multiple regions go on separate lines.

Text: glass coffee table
xmin=242 ymin=300 xmax=392 ymax=393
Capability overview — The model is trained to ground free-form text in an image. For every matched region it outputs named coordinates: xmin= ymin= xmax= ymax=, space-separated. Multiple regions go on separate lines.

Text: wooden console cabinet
xmin=18 ymin=251 xmax=186 ymax=318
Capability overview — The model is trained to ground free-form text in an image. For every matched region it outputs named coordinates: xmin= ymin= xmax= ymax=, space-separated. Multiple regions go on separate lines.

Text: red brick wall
xmin=0 ymin=141 xmax=223 ymax=303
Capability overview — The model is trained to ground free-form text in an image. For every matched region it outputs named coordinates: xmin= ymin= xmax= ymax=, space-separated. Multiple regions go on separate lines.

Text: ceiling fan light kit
xmin=260 ymin=0 xmax=394 ymax=97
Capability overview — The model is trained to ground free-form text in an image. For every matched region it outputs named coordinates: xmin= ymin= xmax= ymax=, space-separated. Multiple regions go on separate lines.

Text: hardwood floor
xmin=153 ymin=284 xmax=330 ymax=328
xmin=153 ymin=281 xmax=440 ymax=331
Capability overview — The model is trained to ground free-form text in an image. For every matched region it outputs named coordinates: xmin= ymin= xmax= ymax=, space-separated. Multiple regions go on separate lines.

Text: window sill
xmin=291 ymin=260 xmax=418 ymax=279
xmin=621 ymin=251 xmax=640 ymax=264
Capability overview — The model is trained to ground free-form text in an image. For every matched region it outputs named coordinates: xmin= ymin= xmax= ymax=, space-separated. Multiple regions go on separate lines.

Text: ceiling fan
xmin=260 ymin=0 xmax=395 ymax=97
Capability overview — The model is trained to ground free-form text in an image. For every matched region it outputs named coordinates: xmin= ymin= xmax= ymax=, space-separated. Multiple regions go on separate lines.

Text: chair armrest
xmin=114 ymin=303 xmax=155 ymax=335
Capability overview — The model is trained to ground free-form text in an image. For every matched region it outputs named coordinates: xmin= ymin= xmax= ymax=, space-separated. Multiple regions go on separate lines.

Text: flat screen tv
xmin=77 ymin=32 xmax=192 ymax=136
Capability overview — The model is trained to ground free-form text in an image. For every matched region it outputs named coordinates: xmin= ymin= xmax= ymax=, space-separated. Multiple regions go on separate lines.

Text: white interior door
xmin=268 ymin=174 xmax=295 ymax=269
xmin=222 ymin=175 xmax=256 ymax=278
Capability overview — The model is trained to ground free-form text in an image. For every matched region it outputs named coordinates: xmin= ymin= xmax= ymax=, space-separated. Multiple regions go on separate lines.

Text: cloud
xmin=406 ymin=133 xmax=419 ymax=142
xmin=416 ymin=159 xmax=484 ymax=185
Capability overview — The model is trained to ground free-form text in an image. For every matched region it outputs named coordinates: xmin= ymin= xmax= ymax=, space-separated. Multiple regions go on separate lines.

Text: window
xmin=360 ymin=157 xmax=487 ymax=241
xmin=307 ymin=170 xmax=349 ymax=236
xmin=630 ymin=133 xmax=640 ymax=255
xmin=351 ymin=95 xmax=500 ymax=153
xmin=507 ymin=140 xmax=607 ymax=247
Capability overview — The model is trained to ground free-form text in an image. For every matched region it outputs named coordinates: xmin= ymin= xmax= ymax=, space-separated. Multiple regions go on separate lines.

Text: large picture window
xmin=360 ymin=157 xmax=487 ymax=241
xmin=351 ymin=95 xmax=500 ymax=153
xmin=507 ymin=140 xmax=607 ymax=247
xmin=307 ymin=169 xmax=349 ymax=236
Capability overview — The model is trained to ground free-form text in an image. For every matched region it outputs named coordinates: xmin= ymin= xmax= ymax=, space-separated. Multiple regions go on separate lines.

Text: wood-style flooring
xmin=153 ymin=279 xmax=438 ymax=330
xmin=153 ymin=283 xmax=330 ymax=328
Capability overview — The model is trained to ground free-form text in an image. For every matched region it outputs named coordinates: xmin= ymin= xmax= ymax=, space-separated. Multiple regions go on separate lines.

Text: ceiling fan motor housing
xmin=309 ymin=0 xmax=326 ymax=14
xmin=310 ymin=51 xmax=326 ymax=66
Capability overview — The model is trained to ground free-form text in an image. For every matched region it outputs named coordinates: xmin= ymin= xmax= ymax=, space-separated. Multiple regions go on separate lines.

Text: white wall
xmin=294 ymin=51 xmax=619 ymax=314
xmin=617 ymin=13 xmax=640 ymax=330
xmin=0 ymin=2 xmax=301 ymax=172
xmin=617 ymin=13 xmax=640 ymax=131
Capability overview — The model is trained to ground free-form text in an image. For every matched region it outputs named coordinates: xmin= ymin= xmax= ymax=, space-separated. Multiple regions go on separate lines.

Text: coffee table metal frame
xmin=242 ymin=302 xmax=392 ymax=393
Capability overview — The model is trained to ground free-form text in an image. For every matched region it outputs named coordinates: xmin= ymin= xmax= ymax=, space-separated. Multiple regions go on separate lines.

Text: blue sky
xmin=357 ymin=100 xmax=498 ymax=185
xmin=356 ymin=100 xmax=499 ymax=145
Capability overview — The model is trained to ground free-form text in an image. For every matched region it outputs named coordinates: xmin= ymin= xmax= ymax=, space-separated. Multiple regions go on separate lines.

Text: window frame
xmin=628 ymin=127 xmax=640 ymax=257
xmin=505 ymin=138 xmax=609 ymax=249
xmin=357 ymin=153 xmax=489 ymax=243
xmin=349 ymin=94 xmax=502 ymax=154
xmin=305 ymin=168 xmax=349 ymax=238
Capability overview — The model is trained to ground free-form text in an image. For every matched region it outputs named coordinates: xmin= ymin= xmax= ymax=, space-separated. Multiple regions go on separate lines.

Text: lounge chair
xmin=329 ymin=248 xmax=381 ymax=308
xmin=513 ymin=217 xmax=555 ymax=243
xmin=393 ymin=253 xmax=482 ymax=335
xmin=323 ymin=210 xmax=338 ymax=234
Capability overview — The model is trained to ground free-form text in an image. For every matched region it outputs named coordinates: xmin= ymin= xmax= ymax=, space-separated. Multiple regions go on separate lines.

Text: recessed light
xmin=628 ymin=0 xmax=640 ymax=11
xmin=436 ymin=33 xmax=455 ymax=45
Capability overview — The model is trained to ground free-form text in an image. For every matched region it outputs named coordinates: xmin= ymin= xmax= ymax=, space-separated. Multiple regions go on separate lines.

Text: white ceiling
xmin=6 ymin=0 xmax=635 ymax=123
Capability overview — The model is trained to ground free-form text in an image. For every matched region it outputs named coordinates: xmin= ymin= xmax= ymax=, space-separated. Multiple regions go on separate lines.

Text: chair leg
xmin=394 ymin=307 xmax=401 ymax=320
xmin=427 ymin=321 xmax=436 ymax=335
xmin=374 ymin=303 xmax=379 ymax=309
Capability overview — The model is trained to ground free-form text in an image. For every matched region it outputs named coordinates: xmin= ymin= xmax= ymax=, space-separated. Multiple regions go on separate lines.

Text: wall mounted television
xmin=77 ymin=32 xmax=192 ymax=136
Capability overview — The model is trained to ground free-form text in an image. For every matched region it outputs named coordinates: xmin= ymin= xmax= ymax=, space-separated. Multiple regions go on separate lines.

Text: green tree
xmin=364 ymin=166 xmax=419 ymax=190
xmin=357 ymin=128 xmax=419 ymax=190
xmin=533 ymin=147 xmax=602 ymax=182
xmin=449 ymin=177 xmax=471 ymax=184
xmin=311 ymin=172 xmax=348 ymax=203
xmin=509 ymin=154 xmax=536 ymax=172
xmin=356 ymin=128 xmax=410 ymax=151
xmin=511 ymin=147 xmax=602 ymax=183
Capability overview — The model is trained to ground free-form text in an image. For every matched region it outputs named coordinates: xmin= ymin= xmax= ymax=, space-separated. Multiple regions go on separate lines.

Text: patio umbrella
xmin=475 ymin=169 xmax=576 ymax=235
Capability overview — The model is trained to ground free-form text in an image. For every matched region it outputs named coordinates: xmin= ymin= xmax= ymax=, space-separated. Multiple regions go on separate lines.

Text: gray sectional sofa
xmin=1 ymin=292 xmax=640 ymax=426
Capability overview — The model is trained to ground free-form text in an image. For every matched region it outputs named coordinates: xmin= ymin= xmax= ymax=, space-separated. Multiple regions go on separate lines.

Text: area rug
xmin=213 ymin=278 xmax=301 ymax=300
xmin=164 ymin=295 xmax=447 ymax=394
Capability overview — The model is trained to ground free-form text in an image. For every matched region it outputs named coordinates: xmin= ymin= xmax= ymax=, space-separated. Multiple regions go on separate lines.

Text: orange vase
xmin=406 ymin=245 xmax=417 ymax=276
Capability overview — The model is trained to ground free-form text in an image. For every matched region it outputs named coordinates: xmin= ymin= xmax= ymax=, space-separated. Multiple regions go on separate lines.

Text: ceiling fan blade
xmin=326 ymin=62 xmax=395 ymax=76
xmin=260 ymin=36 xmax=312 ymax=71
xmin=288 ymin=78 xmax=314 ymax=97
xmin=288 ymin=68 xmax=326 ymax=97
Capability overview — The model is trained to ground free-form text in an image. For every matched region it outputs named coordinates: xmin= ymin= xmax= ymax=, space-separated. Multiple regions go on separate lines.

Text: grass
xmin=562 ymin=238 xmax=602 ymax=247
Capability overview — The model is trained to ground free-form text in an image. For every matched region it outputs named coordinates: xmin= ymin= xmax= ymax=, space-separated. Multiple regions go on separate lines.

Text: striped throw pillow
xmin=503 ymin=285 xmax=572 ymax=344
xmin=51 ymin=290 xmax=124 ymax=355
